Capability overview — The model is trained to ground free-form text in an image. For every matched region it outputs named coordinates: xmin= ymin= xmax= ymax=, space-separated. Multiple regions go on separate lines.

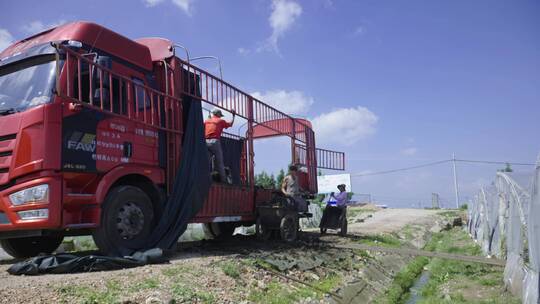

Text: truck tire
xmin=0 ymin=235 xmax=63 ymax=258
xmin=92 ymin=185 xmax=155 ymax=256
xmin=208 ymin=222 xmax=236 ymax=240
xmin=255 ymin=217 xmax=272 ymax=241
xmin=280 ymin=213 xmax=298 ymax=243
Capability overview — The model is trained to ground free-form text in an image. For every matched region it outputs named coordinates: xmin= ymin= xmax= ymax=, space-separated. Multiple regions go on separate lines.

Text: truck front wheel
xmin=0 ymin=236 xmax=63 ymax=258
xmin=92 ymin=185 xmax=155 ymax=256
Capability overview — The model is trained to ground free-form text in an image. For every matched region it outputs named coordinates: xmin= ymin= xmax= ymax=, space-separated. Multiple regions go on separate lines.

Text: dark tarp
xmin=7 ymin=249 xmax=166 ymax=275
xmin=144 ymin=95 xmax=211 ymax=250
xmin=220 ymin=137 xmax=244 ymax=185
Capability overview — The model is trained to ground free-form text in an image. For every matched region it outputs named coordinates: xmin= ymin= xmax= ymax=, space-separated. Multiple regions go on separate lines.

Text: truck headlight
xmin=9 ymin=184 xmax=49 ymax=206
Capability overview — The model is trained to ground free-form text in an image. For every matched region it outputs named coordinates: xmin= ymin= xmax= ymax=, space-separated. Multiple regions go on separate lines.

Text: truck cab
xmin=0 ymin=22 xmax=170 ymax=257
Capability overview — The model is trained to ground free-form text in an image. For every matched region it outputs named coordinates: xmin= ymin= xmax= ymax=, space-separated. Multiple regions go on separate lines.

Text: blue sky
xmin=1 ymin=0 xmax=539 ymax=207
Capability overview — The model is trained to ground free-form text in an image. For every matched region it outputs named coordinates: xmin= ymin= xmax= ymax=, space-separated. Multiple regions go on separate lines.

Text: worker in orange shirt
xmin=204 ymin=108 xmax=235 ymax=182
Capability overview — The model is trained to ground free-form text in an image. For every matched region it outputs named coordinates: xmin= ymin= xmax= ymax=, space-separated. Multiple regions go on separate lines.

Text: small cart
xmin=319 ymin=205 xmax=347 ymax=236
xmin=255 ymin=195 xmax=312 ymax=242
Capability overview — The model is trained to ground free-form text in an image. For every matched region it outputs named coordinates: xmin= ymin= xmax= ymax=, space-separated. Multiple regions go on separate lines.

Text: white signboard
xmin=317 ymin=174 xmax=352 ymax=193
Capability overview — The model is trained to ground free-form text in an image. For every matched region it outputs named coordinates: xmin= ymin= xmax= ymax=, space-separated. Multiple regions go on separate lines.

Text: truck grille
xmin=0 ymin=133 xmax=16 ymax=185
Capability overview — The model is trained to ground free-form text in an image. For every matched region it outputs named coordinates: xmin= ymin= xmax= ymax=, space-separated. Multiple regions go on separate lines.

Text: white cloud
xmin=251 ymin=90 xmax=314 ymax=115
xmin=22 ymin=20 xmax=66 ymax=35
xmin=171 ymin=0 xmax=194 ymax=15
xmin=143 ymin=0 xmax=165 ymax=6
xmin=401 ymin=147 xmax=418 ymax=156
xmin=0 ymin=29 xmax=14 ymax=53
xmin=237 ymin=47 xmax=251 ymax=55
xmin=265 ymin=0 xmax=302 ymax=52
xmin=312 ymin=106 xmax=378 ymax=146
xmin=144 ymin=0 xmax=194 ymax=15
xmin=354 ymin=26 xmax=365 ymax=36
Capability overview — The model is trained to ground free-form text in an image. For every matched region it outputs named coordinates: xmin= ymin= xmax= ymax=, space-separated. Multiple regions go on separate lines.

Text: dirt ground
xmin=0 ymin=208 xmax=447 ymax=303
xmin=347 ymin=208 xmax=441 ymax=235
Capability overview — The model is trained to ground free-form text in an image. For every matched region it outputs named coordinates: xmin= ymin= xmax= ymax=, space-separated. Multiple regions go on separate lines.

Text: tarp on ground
xmin=7 ymin=249 xmax=166 ymax=275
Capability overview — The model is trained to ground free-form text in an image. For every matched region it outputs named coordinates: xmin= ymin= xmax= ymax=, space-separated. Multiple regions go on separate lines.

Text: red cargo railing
xmin=176 ymin=61 xmax=313 ymax=145
xmin=57 ymin=44 xmax=182 ymax=135
xmin=316 ymin=148 xmax=346 ymax=170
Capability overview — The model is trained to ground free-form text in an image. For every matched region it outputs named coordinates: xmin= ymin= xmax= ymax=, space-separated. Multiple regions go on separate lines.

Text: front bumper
xmin=0 ymin=174 xmax=62 ymax=233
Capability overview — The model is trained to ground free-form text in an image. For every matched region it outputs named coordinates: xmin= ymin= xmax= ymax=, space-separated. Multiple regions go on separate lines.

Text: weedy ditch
xmin=376 ymin=226 xmax=520 ymax=304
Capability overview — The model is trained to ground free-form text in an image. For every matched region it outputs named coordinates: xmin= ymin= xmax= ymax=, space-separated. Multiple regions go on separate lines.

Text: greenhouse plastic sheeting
xmin=468 ymin=159 xmax=540 ymax=304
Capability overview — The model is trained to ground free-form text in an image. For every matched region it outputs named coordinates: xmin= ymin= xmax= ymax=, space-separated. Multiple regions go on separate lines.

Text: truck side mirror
xmin=92 ymin=56 xmax=112 ymax=105
xmin=92 ymin=56 xmax=112 ymax=87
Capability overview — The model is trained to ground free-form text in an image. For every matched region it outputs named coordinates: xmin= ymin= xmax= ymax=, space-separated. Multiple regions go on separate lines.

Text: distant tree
xmin=276 ymin=169 xmax=285 ymax=189
xmin=498 ymin=163 xmax=513 ymax=173
xmin=255 ymin=171 xmax=277 ymax=189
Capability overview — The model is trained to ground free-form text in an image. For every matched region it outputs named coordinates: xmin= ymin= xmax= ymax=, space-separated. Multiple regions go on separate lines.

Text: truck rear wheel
xmin=255 ymin=217 xmax=272 ymax=241
xmin=0 ymin=235 xmax=63 ymax=258
xmin=208 ymin=222 xmax=236 ymax=240
xmin=280 ymin=213 xmax=298 ymax=242
xmin=92 ymin=185 xmax=155 ymax=256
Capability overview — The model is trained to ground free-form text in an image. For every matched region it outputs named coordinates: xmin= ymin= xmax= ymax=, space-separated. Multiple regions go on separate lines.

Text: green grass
xmin=416 ymin=228 xmax=519 ymax=304
xmin=248 ymin=274 xmax=342 ymax=304
xmin=377 ymin=256 xmax=429 ymax=304
xmin=359 ymin=234 xmax=403 ymax=248
xmin=128 ymin=277 xmax=160 ymax=291
xmin=61 ymin=236 xmax=98 ymax=252
xmin=437 ymin=210 xmax=462 ymax=220
xmin=400 ymin=224 xmax=423 ymax=241
xmin=171 ymin=283 xmax=215 ymax=303
xmin=377 ymin=227 xmax=517 ymax=304
xmin=57 ymin=280 xmax=121 ymax=304
xmin=221 ymin=261 xmax=241 ymax=279
xmin=347 ymin=208 xmax=374 ymax=218
xmin=161 ymin=264 xmax=191 ymax=277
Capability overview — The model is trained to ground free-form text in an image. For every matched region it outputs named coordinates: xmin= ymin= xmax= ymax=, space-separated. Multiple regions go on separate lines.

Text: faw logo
xmin=67 ymin=132 xmax=96 ymax=152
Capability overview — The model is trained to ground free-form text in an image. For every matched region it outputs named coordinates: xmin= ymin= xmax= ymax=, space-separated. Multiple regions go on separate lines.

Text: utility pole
xmin=452 ymin=152 xmax=460 ymax=209
xmin=432 ymin=193 xmax=440 ymax=209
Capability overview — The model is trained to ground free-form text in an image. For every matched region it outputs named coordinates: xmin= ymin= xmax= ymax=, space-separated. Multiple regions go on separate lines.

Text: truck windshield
xmin=0 ymin=58 xmax=56 ymax=115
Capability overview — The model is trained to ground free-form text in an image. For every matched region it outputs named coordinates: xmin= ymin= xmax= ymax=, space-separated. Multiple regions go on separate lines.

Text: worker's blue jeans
xmin=206 ymin=138 xmax=226 ymax=182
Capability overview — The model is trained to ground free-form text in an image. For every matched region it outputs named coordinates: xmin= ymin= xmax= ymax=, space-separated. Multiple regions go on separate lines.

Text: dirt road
xmin=348 ymin=208 xmax=442 ymax=235
xmin=0 ymin=208 xmax=448 ymax=303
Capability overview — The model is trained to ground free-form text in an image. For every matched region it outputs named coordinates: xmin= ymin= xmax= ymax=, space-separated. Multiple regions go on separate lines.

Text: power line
xmin=349 ymin=158 xmax=536 ymax=177
xmin=455 ymin=159 xmax=536 ymax=166
xmin=350 ymin=159 xmax=451 ymax=177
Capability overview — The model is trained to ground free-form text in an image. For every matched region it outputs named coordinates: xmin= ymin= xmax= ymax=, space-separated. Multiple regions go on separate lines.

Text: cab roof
xmin=0 ymin=21 xmax=153 ymax=71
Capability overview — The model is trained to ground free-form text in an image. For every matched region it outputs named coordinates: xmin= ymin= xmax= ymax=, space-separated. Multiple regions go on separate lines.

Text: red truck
xmin=0 ymin=21 xmax=345 ymax=257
